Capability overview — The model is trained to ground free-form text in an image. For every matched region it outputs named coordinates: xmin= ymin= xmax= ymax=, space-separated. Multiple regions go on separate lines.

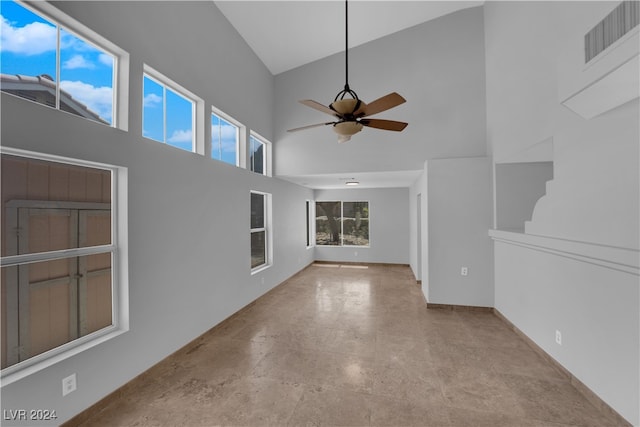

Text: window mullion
xmin=163 ymin=86 xmax=167 ymax=144
xmin=0 ymin=245 xmax=116 ymax=268
xmin=56 ymin=24 xmax=61 ymax=110
xmin=340 ymin=202 xmax=344 ymax=246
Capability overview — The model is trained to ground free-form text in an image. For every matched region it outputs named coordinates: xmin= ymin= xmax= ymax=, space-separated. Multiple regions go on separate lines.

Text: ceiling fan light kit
xmin=287 ymin=1 xmax=408 ymax=143
xmin=334 ymin=121 xmax=363 ymax=141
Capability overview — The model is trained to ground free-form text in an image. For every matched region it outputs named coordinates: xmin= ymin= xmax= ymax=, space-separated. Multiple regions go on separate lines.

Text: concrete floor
xmin=75 ymin=263 xmax=624 ymax=426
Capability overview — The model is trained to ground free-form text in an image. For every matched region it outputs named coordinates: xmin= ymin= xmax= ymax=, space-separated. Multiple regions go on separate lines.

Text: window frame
xmin=315 ymin=200 xmax=370 ymax=247
xmin=0 ymin=146 xmax=129 ymax=387
xmin=2 ymin=1 xmax=130 ymax=130
xmin=142 ymin=64 xmax=205 ymax=154
xmin=210 ymin=106 xmax=245 ymax=167
xmin=249 ymin=131 xmax=272 ymax=177
xmin=250 ymin=191 xmax=272 ymax=273
xmin=306 ymin=200 xmax=315 ymax=248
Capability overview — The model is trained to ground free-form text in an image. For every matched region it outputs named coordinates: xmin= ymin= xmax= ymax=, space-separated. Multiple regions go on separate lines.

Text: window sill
xmin=251 ymin=263 xmax=271 ymax=275
xmin=1 ymin=326 xmax=128 ymax=387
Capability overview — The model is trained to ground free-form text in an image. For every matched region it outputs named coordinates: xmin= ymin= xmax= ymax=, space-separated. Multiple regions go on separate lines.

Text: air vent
xmin=585 ymin=1 xmax=639 ymax=63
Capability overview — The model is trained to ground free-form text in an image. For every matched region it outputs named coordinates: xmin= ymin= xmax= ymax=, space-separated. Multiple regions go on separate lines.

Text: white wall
xmin=485 ymin=1 xmax=639 ymax=424
xmin=426 ymin=157 xmax=494 ymax=307
xmin=273 ymin=6 xmax=487 ymax=178
xmin=0 ymin=2 xmax=314 ymax=424
xmin=314 ymin=188 xmax=409 ymax=265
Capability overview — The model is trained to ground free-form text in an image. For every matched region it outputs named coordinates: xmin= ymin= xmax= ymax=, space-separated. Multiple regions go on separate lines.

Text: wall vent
xmin=585 ymin=1 xmax=639 ymax=63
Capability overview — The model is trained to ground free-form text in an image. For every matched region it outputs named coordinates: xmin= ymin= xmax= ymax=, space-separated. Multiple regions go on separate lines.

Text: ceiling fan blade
xmin=360 ymin=92 xmax=406 ymax=117
xmin=360 ymin=118 xmax=408 ymax=132
xmin=299 ymin=99 xmax=340 ymax=117
xmin=287 ymin=122 xmax=334 ymax=132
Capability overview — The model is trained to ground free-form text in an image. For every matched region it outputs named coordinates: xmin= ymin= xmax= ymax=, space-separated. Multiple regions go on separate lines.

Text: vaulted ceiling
xmin=214 ymin=1 xmax=483 ymax=75
xmin=214 ymin=1 xmax=484 ymax=189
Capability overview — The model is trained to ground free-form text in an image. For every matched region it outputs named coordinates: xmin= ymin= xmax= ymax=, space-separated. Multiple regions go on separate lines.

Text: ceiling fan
xmin=287 ymin=1 xmax=408 ymax=143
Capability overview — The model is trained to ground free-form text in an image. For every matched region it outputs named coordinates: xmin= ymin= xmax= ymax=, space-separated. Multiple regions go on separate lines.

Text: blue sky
xmin=1 ymin=1 xmax=114 ymax=122
xmin=1 ymin=0 xmax=238 ymax=163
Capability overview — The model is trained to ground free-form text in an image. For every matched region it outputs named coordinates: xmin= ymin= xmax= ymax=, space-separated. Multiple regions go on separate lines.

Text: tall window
xmin=143 ymin=66 xmax=199 ymax=153
xmin=0 ymin=1 xmax=127 ymax=128
xmin=0 ymin=148 xmax=128 ymax=384
xmin=249 ymin=134 xmax=267 ymax=175
xmin=306 ymin=200 xmax=314 ymax=248
xmin=211 ymin=110 xmax=240 ymax=166
xmin=316 ymin=201 xmax=369 ymax=247
xmin=250 ymin=191 xmax=270 ymax=270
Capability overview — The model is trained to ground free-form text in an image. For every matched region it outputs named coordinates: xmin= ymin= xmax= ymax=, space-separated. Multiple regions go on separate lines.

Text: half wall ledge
xmin=488 ymin=229 xmax=639 ymax=276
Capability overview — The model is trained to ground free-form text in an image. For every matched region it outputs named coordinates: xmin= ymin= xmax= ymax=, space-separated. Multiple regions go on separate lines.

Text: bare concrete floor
xmin=77 ymin=264 xmax=624 ymax=426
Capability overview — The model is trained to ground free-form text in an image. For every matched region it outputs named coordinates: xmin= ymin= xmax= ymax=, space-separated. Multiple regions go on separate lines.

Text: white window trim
xmin=210 ymin=106 xmax=245 ymax=167
xmin=250 ymin=191 xmax=272 ymax=274
xmin=17 ymin=1 xmax=130 ymax=131
xmin=0 ymin=146 xmax=129 ymax=387
xmin=142 ymin=64 xmax=205 ymax=154
xmin=249 ymin=131 xmax=272 ymax=177
xmin=306 ymin=199 xmax=315 ymax=249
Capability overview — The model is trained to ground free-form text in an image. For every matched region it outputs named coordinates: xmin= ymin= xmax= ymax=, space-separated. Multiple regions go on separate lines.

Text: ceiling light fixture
xmin=345 ymin=180 xmax=360 ymax=186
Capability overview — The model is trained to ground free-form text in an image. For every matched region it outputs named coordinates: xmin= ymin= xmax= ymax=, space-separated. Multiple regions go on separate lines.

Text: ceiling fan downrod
xmin=332 ymin=0 xmax=361 ymax=114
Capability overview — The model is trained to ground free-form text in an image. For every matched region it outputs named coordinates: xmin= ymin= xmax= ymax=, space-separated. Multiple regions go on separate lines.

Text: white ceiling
xmin=214 ymin=1 xmax=483 ymax=189
xmin=214 ymin=1 xmax=482 ymax=75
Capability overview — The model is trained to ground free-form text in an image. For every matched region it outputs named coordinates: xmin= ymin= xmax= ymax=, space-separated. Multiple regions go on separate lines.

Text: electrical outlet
xmin=62 ymin=373 xmax=76 ymax=396
xmin=555 ymin=330 xmax=562 ymax=345
xmin=461 ymin=267 xmax=468 ymax=276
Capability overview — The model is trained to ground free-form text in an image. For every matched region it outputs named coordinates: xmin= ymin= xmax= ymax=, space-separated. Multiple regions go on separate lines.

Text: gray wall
xmin=314 ymin=188 xmax=410 ymax=265
xmin=495 ymin=162 xmax=554 ymax=232
xmin=273 ymin=6 xmax=487 ymax=178
xmin=0 ymin=2 xmax=314 ymax=424
xmin=426 ymin=157 xmax=494 ymax=307
xmin=485 ymin=1 xmax=639 ymax=424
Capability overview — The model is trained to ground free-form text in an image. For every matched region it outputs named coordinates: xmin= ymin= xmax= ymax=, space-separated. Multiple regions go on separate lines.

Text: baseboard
xmin=493 ymin=309 xmax=632 ymax=427
xmin=312 ymin=260 xmax=410 ymax=268
xmin=426 ymin=302 xmax=493 ymax=312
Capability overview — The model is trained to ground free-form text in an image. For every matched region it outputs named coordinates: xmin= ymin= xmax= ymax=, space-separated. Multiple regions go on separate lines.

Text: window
xmin=0 ymin=147 xmax=128 ymax=385
xmin=143 ymin=65 xmax=203 ymax=153
xmin=306 ymin=200 xmax=314 ymax=247
xmin=250 ymin=191 xmax=271 ymax=271
xmin=211 ymin=109 xmax=240 ymax=166
xmin=0 ymin=1 xmax=129 ymax=129
xmin=316 ymin=201 xmax=369 ymax=246
xmin=249 ymin=133 xmax=270 ymax=176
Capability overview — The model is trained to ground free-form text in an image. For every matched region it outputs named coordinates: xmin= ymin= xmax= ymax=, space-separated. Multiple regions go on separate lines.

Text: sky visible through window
xmin=142 ymin=75 xmax=194 ymax=151
xmin=211 ymin=113 xmax=238 ymax=165
xmin=0 ymin=1 xmax=114 ymax=124
xmin=2 ymin=1 xmax=241 ymax=158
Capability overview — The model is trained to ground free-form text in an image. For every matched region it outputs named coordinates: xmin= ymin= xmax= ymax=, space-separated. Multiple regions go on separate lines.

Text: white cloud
xmin=63 ymin=54 xmax=96 ymax=70
xmin=168 ymin=129 xmax=193 ymax=144
xmin=143 ymin=93 xmax=162 ymax=108
xmin=98 ymin=53 xmax=113 ymax=67
xmin=1 ymin=15 xmax=56 ymax=55
xmin=60 ymin=80 xmax=113 ymax=123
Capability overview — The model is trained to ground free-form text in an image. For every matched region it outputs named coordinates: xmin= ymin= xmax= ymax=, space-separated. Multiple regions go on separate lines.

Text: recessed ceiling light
xmin=345 ymin=180 xmax=359 ymax=186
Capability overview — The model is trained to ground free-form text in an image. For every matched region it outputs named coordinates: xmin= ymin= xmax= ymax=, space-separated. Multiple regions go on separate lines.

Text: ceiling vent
xmin=585 ymin=1 xmax=639 ymax=63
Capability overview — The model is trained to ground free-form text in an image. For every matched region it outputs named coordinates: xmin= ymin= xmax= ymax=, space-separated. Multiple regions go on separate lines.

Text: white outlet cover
xmin=62 ymin=373 xmax=77 ymax=396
